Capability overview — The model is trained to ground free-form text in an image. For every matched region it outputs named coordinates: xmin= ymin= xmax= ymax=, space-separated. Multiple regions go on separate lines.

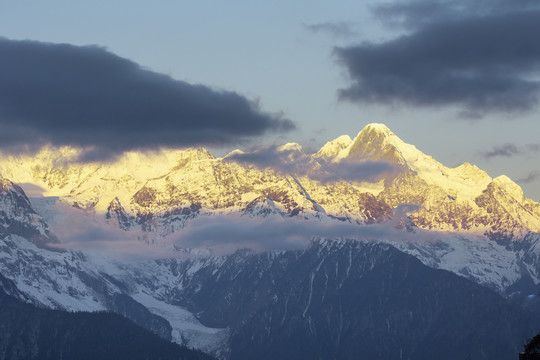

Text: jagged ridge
xmin=0 ymin=123 xmax=537 ymax=239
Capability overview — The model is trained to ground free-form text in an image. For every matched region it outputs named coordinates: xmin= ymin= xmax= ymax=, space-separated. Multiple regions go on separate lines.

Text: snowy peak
xmin=172 ymin=146 xmax=215 ymax=161
xmin=473 ymin=175 xmax=540 ymax=234
xmin=337 ymin=123 xmax=407 ymax=164
xmin=0 ymin=177 xmax=33 ymax=210
xmin=0 ymin=177 xmax=53 ymax=244
xmin=493 ymin=175 xmax=526 ymax=203
xmin=452 ymin=162 xmax=490 ymax=181
xmin=324 ymin=124 xmax=494 ymax=203
xmin=106 ymin=197 xmax=135 ymax=230
xmin=277 ymin=143 xmax=303 ymax=152
xmin=314 ymin=135 xmax=352 ymax=160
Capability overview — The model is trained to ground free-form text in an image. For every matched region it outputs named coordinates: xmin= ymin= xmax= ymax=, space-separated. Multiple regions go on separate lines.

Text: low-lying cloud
xmin=0 ymin=38 xmax=294 ymax=161
xmin=49 ymin=203 xmax=177 ymax=259
xmin=48 ymin=200 xmax=424 ymax=258
xmin=225 ymin=145 xmax=401 ymax=184
xmin=171 ymin=205 xmax=424 ymax=255
xmin=337 ymin=1 xmax=540 ymax=117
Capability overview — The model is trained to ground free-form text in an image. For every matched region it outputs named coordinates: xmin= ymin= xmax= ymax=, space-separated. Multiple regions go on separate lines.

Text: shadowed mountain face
xmin=0 ymin=178 xmax=54 ymax=245
xmin=0 ymin=274 xmax=213 ymax=360
xmin=142 ymin=241 xmax=539 ymax=360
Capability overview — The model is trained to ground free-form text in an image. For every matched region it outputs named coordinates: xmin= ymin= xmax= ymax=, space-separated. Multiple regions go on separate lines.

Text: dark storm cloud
xmin=225 ymin=145 xmax=401 ymax=183
xmin=303 ymin=21 xmax=357 ymax=38
xmin=225 ymin=145 xmax=316 ymax=176
xmin=336 ymin=4 xmax=540 ymax=116
xmin=373 ymin=0 xmax=540 ymax=29
xmin=373 ymin=0 xmax=453 ymax=28
xmin=0 ymin=38 xmax=294 ymax=160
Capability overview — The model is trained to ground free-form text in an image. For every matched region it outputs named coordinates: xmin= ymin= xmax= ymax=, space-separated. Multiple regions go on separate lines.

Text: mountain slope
xmin=131 ymin=240 xmax=538 ymax=360
xmin=0 ymin=273 xmax=213 ymax=360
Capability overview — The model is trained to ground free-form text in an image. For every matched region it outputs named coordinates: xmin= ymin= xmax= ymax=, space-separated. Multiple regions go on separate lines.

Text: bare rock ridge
xmin=0 ymin=177 xmax=53 ymax=244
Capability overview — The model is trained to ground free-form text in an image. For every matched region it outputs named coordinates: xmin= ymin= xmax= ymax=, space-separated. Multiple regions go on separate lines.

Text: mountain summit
xmin=336 ymin=123 xmax=407 ymax=164
xmin=327 ymin=124 xmax=493 ymax=201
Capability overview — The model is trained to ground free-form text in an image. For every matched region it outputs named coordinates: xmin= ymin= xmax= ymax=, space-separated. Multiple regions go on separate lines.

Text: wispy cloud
xmin=517 ymin=171 xmax=540 ymax=184
xmin=225 ymin=145 xmax=402 ymax=184
xmin=47 ymin=199 xmax=424 ymax=258
xmin=481 ymin=144 xmax=520 ymax=159
xmin=17 ymin=183 xmax=46 ymax=197
xmin=0 ymin=38 xmax=294 ymax=161
xmin=303 ymin=21 xmax=357 ymax=38
xmin=172 ymin=205 xmax=423 ymax=255
xmin=526 ymin=144 xmax=540 ymax=153
xmin=48 ymin=203 xmax=178 ymax=259
xmin=480 ymin=143 xmax=540 ymax=159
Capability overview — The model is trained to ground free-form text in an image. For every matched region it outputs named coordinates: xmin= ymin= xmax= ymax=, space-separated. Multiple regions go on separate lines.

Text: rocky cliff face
xmin=0 ymin=177 xmax=53 ymax=245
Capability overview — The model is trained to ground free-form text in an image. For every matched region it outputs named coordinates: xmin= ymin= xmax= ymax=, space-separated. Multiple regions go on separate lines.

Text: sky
xmin=1 ymin=0 xmax=539 ymax=201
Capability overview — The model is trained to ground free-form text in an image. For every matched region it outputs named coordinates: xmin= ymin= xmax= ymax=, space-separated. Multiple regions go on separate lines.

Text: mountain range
xmin=1 ymin=123 xmax=539 ymax=359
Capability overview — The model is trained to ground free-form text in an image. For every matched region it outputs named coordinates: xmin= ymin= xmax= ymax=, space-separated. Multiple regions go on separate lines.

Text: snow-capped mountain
xmin=1 ymin=122 xmax=538 ymax=288
xmin=1 ymin=123 xmax=538 ymax=237
xmin=1 ymin=123 xmax=540 ymax=358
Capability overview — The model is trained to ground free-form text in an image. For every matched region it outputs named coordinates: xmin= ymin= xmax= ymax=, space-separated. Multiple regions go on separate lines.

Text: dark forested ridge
xmin=170 ymin=241 xmax=540 ymax=360
xmin=0 ymin=274 xmax=213 ymax=360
